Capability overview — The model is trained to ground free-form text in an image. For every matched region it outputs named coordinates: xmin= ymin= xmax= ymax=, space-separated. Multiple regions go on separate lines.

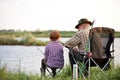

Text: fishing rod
xmin=87 ymin=19 xmax=96 ymax=52
xmin=36 ymin=47 xmax=44 ymax=55
xmin=91 ymin=19 xmax=95 ymax=28
xmin=29 ymin=33 xmax=45 ymax=55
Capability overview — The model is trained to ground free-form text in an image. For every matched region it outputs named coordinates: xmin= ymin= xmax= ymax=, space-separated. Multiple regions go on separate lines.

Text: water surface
xmin=0 ymin=38 xmax=120 ymax=74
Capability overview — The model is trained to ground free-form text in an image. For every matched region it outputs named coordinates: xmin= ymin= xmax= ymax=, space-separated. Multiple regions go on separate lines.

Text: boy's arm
xmin=44 ymin=46 xmax=49 ymax=60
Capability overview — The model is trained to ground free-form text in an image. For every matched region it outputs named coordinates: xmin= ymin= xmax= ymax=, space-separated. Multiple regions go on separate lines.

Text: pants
xmin=69 ymin=50 xmax=111 ymax=76
xmin=41 ymin=58 xmax=57 ymax=77
xmin=68 ymin=50 xmax=88 ymax=74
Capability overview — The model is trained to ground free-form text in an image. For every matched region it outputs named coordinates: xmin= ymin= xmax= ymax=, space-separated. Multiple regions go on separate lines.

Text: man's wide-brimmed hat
xmin=75 ymin=18 xmax=93 ymax=29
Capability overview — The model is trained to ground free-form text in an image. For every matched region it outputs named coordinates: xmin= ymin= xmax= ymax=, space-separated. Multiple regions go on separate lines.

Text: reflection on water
xmin=0 ymin=38 xmax=120 ymax=74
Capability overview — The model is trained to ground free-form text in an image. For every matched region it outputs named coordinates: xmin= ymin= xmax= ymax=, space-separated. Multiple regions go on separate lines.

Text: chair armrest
xmin=110 ymin=50 xmax=115 ymax=52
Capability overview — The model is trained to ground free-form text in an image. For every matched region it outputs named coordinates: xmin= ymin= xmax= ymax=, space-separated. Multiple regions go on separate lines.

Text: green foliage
xmin=0 ymin=30 xmax=120 ymax=37
xmin=0 ymin=33 xmax=48 ymax=46
xmin=0 ymin=35 xmax=19 ymax=45
xmin=0 ymin=30 xmax=76 ymax=37
xmin=0 ymin=31 xmax=120 ymax=45
xmin=60 ymin=31 xmax=75 ymax=37
xmin=115 ymin=32 xmax=120 ymax=38
xmin=19 ymin=33 xmax=36 ymax=45
xmin=31 ymin=31 xmax=50 ymax=37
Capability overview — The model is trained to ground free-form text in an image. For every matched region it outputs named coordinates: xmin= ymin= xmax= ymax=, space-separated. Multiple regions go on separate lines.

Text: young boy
xmin=41 ymin=30 xmax=64 ymax=77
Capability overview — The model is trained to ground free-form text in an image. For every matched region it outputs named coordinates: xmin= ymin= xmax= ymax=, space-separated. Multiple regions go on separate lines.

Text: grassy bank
xmin=0 ymin=30 xmax=76 ymax=37
xmin=0 ymin=33 xmax=48 ymax=46
xmin=0 ymin=65 xmax=120 ymax=80
xmin=0 ymin=31 xmax=75 ymax=45
xmin=0 ymin=30 xmax=120 ymax=45
xmin=0 ymin=30 xmax=120 ymax=37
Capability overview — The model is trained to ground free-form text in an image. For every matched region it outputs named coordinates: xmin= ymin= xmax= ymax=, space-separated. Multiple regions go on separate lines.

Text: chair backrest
xmin=89 ymin=27 xmax=115 ymax=59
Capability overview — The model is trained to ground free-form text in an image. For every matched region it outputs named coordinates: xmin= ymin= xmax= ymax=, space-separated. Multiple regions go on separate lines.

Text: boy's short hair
xmin=49 ymin=30 xmax=61 ymax=41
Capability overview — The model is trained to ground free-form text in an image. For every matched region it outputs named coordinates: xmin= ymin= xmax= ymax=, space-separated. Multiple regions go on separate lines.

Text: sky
xmin=0 ymin=0 xmax=120 ymax=31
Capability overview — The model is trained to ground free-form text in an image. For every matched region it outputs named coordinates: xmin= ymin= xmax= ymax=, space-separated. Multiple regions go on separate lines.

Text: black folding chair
xmin=46 ymin=67 xmax=62 ymax=77
xmin=88 ymin=27 xmax=115 ymax=77
xmin=69 ymin=27 xmax=115 ymax=80
xmin=40 ymin=66 xmax=62 ymax=78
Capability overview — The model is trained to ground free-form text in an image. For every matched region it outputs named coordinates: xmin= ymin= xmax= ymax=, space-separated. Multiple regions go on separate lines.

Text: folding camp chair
xmin=70 ymin=27 xmax=115 ymax=79
xmin=88 ymin=27 xmax=115 ymax=76
xmin=40 ymin=65 xmax=62 ymax=78
xmin=46 ymin=67 xmax=62 ymax=77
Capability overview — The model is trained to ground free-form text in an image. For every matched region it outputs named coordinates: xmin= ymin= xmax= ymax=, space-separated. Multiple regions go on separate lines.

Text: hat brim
xmin=75 ymin=21 xmax=93 ymax=29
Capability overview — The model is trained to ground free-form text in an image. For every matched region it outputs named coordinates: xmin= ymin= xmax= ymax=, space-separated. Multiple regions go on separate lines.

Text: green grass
xmin=0 ymin=65 xmax=120 ymax=80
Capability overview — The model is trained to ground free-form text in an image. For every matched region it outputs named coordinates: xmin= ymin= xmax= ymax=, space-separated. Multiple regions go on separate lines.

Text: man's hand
xmin=72 ymin=47 xmax=78 ymax=52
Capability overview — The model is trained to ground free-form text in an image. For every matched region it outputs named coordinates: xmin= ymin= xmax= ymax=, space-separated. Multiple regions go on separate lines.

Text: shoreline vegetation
xmin=0 ymin=30 xmax=120 ymax=46
xmin=0 ymin=65 xmax=120 ymax=80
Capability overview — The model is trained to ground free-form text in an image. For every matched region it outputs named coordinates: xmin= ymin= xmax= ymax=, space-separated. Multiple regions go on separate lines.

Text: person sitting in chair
xmin=64 ymin=18 xmax=93 ymax=75
xmin=41 ymin=30 xmax=64 ymax=77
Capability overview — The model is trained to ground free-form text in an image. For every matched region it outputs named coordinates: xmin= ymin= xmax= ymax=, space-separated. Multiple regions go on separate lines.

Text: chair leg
xmin=51 ymin=68 xmax=56 ymax=77
xmin=41 ymin=59 xmax=46 ymax=77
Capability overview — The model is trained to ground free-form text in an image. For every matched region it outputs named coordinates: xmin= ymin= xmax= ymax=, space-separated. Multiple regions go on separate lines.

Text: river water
xmin=0 ymin=38 xmax=120 ymax=74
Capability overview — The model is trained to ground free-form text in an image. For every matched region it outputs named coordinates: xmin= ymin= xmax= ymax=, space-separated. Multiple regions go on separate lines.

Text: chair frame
xmin=71 ymin=27 xmax=115 ymax=80
xmin=40 ymin=66 xmax=62 ymax=78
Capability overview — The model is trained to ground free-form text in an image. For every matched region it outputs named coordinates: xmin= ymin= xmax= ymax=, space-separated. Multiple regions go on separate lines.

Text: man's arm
xmin=64 ymin=32 xmax=81 ymax=49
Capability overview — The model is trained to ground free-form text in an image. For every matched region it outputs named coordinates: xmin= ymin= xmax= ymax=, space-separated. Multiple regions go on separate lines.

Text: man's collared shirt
xmin=65 ymin=29 xmax=89 ymax=52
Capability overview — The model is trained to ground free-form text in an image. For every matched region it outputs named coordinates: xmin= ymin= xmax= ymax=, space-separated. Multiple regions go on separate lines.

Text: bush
xmin=0 ymin=36 xmax=19 ymax=45
xmin=0 ymin=34 xmax=48 ymax=46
